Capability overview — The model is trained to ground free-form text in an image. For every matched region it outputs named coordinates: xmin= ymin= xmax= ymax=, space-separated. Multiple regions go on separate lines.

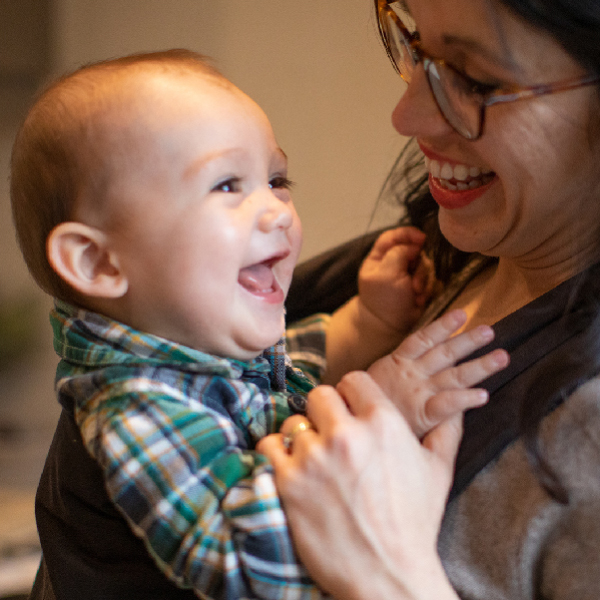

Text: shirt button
xmin=287 ymin=393 xmax=307 ymax=414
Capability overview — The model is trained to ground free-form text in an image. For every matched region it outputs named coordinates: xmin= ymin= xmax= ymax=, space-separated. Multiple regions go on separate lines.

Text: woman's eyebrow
xmin=441 ymin=33 xmax=523 ymax=74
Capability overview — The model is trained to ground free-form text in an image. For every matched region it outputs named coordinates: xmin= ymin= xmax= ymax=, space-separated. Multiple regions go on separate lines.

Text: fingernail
xmin=449 ymin=309 xmax=467 ymax=325
xmin=494 ymin=349 xmax=510 ymax=367
xmin=476 ymin=389 xmax=489 ymax=404
xmin=475 ymin=325 xmax=494 ymax=342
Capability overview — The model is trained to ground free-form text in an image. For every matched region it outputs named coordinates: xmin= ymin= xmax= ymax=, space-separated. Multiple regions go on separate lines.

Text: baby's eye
xmin=212 ymin=177 xmax=242 ymax=193
xmin=269 ymin=176 xmax=294 ymax=191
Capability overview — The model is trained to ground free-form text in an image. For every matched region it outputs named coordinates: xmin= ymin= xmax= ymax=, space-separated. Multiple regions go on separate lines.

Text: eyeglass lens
xmin=382 ymin=2 xmax=482 ymax=139
xmin=426 ymin=62 xmax=481 ymax=138
xmin=383 ymin=15 xmax=416 ymax=82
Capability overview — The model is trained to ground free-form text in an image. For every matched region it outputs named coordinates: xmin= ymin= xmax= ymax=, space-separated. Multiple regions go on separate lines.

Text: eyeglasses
xmin=376 ymin=0 xmax=600 ymax=140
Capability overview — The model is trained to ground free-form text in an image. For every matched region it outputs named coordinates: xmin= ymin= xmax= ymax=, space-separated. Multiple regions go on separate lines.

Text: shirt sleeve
xmin=74 ymin=370 xmax=326 ymax=600
xmin=285 ymin=314 xmax=330 ymax=385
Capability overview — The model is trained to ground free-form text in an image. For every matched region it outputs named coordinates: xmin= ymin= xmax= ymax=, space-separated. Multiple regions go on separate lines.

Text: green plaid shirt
xmin=50 ymin=300 xmax=329 ymax=600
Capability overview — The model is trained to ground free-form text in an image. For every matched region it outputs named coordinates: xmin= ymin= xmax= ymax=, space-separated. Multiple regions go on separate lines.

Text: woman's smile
xmin=424 ymin=157 xmax=495 ymax=191
xmin=419 ymin=145 xmax=497 ymax=209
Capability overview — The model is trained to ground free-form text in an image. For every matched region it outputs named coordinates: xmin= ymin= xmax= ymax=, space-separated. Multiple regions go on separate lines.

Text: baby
xmin=12 ymin=50 xmax=506 ymax=600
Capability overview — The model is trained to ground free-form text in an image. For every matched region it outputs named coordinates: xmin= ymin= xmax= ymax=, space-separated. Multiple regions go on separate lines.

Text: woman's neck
xmin=449 ymin=248 xmax=600 ymax=333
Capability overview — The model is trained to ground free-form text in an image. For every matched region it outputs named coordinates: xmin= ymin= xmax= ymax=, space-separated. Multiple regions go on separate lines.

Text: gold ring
xmin=282 ymin=421 xmax=314 ymax=451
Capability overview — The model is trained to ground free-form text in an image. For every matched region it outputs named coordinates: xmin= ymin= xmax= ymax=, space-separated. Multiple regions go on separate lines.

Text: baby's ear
xmin=46 ymin=222 xmax=128 ymax=298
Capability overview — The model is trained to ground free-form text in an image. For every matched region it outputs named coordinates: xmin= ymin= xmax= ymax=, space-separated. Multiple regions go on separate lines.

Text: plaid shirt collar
xmin=51 ymin=300 xmax=287 ymax=386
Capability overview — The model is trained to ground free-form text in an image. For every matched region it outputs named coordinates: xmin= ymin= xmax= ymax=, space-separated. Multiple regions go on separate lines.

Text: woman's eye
xmin=468 ymin=77 xmax=498 ymax=96
xmin=457 ymin=71 xmax=500 ymax=97
xmin=212 ymin=177 xmax=241 ymax=193
xmin=269 ymin=176 xmax=294 ymax=190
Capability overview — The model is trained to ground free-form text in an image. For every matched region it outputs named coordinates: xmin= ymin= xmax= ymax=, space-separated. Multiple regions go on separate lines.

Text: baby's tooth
xmin=469 ymin=166 xmax=481 ymax=177
xmin=430 ymin=159 xmax=441 ymax=178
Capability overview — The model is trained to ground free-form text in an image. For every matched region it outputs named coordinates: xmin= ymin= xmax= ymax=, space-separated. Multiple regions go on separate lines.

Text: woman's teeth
xmin=425 ymin=157 xmax=494 ymax=191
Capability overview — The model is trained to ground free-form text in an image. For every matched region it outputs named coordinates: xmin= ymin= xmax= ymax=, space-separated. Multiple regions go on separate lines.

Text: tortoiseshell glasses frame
xmin=376 ymin=0 xmax=600 ymax=140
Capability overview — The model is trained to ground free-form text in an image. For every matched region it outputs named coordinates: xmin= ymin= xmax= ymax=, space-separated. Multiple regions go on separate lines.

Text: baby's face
xmin=102 ymin=72 xmax=302 ymax=359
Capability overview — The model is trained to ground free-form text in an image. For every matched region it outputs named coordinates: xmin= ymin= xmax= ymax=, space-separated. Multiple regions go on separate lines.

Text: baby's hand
xmin=358 ymin=226 xmax=436 ymax=334
xmin=365 ymin=309 xmax=509 ymax=438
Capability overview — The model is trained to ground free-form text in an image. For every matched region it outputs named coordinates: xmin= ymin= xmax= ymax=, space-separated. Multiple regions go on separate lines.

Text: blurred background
xmin=0 ymin=0 xmax=406 ymax=596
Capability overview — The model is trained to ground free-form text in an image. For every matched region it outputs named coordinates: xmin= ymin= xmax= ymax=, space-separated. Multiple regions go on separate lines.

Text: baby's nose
xmin=257 ymin=190 xmax=294 ymax=232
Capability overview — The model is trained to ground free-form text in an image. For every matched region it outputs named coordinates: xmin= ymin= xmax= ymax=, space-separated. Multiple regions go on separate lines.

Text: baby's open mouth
xmin=238 ymin=255 xmax=286 ymax=295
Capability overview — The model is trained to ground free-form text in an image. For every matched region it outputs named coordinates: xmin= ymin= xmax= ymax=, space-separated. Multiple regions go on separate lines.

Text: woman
xmin=259 ymin=0 xmax=600 ymax=598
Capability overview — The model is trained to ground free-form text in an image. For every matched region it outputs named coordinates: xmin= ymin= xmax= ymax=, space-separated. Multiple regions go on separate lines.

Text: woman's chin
xmin=438 ymin=214 xmax=498 ymax=255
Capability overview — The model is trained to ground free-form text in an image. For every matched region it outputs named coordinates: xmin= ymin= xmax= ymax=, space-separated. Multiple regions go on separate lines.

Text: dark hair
xmin=10 ymin=49 xmax=224 ymax=303
xmin=500 ymin=0 xmax=600 ymax=77
xmin=376 ymin=0 xmax=600 ymax=503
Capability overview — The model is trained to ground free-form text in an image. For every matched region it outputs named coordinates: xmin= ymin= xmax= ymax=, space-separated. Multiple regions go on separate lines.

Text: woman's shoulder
xmin=540 ymin=375 xmax=600 ymax=494
xmin=534 ymin=377 xmax=600 ymax=597
xmin=440 ymin=375 xmax=600 ymax=600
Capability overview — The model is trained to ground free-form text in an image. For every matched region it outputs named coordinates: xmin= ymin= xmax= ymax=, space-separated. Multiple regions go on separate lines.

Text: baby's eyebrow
xmin=277 ymin=147 xmax=288 ymax=161
xmin=182 ymin=149 xmax=242 ymax=180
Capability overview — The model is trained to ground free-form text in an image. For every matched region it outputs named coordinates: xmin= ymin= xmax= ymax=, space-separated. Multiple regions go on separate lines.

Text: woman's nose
xmin=391 ymin=65 xmax=453 ymax=138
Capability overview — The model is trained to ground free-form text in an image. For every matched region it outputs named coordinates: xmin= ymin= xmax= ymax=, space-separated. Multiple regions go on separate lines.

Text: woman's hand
xmin=257 ymin=373 xmax=460 ymax=600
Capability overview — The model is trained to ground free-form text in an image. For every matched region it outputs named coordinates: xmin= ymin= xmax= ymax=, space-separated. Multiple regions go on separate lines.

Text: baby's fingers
xmin=394 ymin=309 xmax=469 ymax=360
xmin=424 ymin=389 xmax=489 ymax=430
xmin=412 ymin=253 xmax=436 ymax=298
xmin=368 ymin=226 xmax=425 ymax=260
xmin=417 ymin=349 xmax=507 ymax=437
xmin=432 ymin=347 xmax=509 ymax=391
xmin=415 ymin=324 xmax=501 ymax=375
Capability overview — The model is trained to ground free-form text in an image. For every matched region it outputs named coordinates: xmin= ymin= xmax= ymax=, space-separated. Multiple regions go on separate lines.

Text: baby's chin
xmin=257 ymin=320 xmax=286 ymax=352
xmin=229 ymin=325 xmax=286 ymax=361
xmin=259 ymin=316 xmax=287 ymax=352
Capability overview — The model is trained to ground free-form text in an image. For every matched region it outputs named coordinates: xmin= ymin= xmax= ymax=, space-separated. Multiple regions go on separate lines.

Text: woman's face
xmin=392 ymin=0 xmax=600 ymax=268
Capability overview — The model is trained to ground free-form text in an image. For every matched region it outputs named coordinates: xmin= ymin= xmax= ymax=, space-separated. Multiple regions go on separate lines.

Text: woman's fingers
xmin=261 ymin=376 xmax=461 ymax=600
xmin=278 ymin=413 xmax=313 ymax=437
xmin=422 ymin=413 xmax=464 ymax=473
xmin=305 ymin=382 xmax=358 ymax=432
xmin=334 ymin=371 xmax=400 ymax=421
xmin=256 ymin=433 xmax=288 ymax=466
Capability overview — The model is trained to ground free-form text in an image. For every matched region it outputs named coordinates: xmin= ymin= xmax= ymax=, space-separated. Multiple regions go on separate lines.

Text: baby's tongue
xmin=238 ymin=263 xmax=274 ymax=293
